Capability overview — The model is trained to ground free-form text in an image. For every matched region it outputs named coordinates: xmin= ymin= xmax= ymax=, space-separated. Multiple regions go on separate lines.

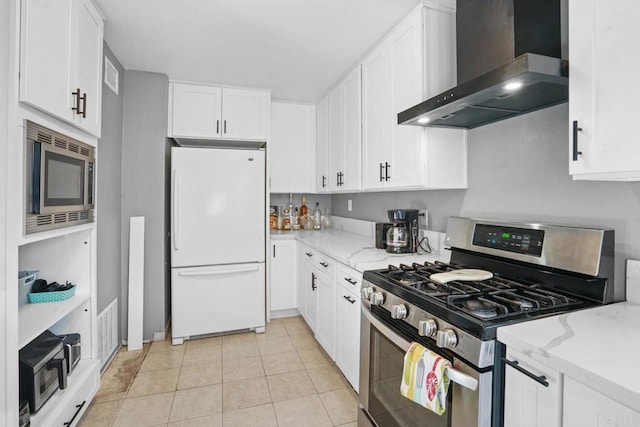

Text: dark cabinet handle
xmin=319 ymin=262 xmax=329 ymax=268
xmin=572 ymin=120 xmax=583 ymax=161
xmin=343 ymin=295 xmax=356 ymax=304
xmin=80 ymin=92 xmax=87 ymax=118
xmin=322 ymin=175 xmax=326 ymax=188
xmin=311 ymin=273 xmax=317 ymax=290
xmin=216 ymin=120 xmax=220 ymax=134
xmin=71 ymin=88 xmax=81 ymax=115
xmin=344 ymin=277 xmax=357 ymax=285
xmin=385 ymin=162 xmax=390 ymax=181
xmin=379 ymin=163 xmax=384 ymax=182
xmin=503 ymin=358 xmax=549 ymax=387
xmin=224 ymin=120 xmax=227 ymax=134
xmin=273 ymin=244 xmax=276 ymax=258
xmin=336 ymin=172 xmax=340 ymax=186
xmin=63 ymin=400 xmax=86 ymax=426
xmin=305 ymin=252 xmax=313 ymax=257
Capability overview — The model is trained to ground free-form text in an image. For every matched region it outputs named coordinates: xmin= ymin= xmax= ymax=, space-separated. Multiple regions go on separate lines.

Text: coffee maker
xmin=385 ymin=209 xmax=419 ymax=253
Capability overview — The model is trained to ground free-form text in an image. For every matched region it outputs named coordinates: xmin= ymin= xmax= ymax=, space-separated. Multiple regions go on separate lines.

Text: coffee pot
xmin=385 ymin=209 xmax=419 ymax=253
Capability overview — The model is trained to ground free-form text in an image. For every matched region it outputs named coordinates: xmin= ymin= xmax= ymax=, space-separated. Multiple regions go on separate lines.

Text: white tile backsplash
xmin=626 ymin=259 xmax=640 ymax=304
xmin=329 ymin=216 xmax=375 ymax=239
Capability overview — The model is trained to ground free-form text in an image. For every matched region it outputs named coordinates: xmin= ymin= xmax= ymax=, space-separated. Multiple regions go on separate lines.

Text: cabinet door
xmin=222 ymin=88 xmax=270 ymax=141
xmin=362 ymin=44 xmax=390 ymax=190
xmin=270 ymin=102 xmax=315 ymax=193
xmin=569 ymin=0 xmax=640 ymax=178
xmin=73 ymin=0 xmax=103 ymax=137
xmin=19 ymin=0 xmax=75 ymax=123
xmin=335 ymin=286 xmax=360 ymax=392
xmin=315 ymin=272 xmax=336 ymax=359
xmin=328 ymin=84 xmax=345 ymax=191
xmin=170 ymin=83 xmax=222 ymax=138
xmin=388 ymin=8 xmax=424 ymax=188
xmin=270 ymin=240 xmax=297 ymax=311
xmin=316 ymin=96 xmax=330 ymax=192
xmin=342 ymin=66 xmax=362 ymax=192
xmin=503 ymin=348 xmax=562 ymax=427
xmin=563 ymin=376 xmax=640 ymax=426
xmin=303 ymin=263 xmax=318 ymax=333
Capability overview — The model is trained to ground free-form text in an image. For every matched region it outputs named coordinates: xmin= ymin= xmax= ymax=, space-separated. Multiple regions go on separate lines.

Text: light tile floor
xmin=79 ymin=316 xmax=359 ymax=427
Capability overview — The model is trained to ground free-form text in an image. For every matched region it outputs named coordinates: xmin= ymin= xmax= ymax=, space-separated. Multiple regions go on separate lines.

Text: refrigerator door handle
xmin=172 ymin=169 xmax=179 ymax=251
xmin=178 ymin=265 xmax=260 ymax=277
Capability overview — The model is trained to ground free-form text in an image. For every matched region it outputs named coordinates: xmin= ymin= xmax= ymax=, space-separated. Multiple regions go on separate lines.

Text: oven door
xmin=359 ymin=305 xmax=492 ymax=427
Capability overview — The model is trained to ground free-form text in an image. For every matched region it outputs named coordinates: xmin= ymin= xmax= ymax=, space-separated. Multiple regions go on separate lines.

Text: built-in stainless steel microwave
xmin=25 ymin=121 xmax=95 ymax=234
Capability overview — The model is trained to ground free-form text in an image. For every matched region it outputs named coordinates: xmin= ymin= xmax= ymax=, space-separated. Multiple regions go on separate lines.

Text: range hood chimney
xmin=398 ymin=0 xmax=568 ymax=129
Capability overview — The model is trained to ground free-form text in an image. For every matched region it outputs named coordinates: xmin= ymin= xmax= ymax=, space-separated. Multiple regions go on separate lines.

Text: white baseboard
xmin=270 ymin=308 xmax=302 ymax=319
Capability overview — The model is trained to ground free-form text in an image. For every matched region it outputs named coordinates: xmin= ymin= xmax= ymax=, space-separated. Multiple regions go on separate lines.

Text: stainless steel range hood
xmin=399 ymin=0 xmax=568 ymax=129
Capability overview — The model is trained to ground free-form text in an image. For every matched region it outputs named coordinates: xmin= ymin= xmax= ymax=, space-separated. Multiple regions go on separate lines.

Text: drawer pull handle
xmin=305 ymin=252 xmax=313 ymax=257
xmin=319 ymin=262 xmax=329 ymax=268
xmin=343 ymin=295 xmax=356 ymax=304
xmin=63 ymin=400 xmax=86 ymax=426
xmin=344 ymin=277 xmax=357 ymax=285
xmin=503 ymin=358 xmax=549 ymax=387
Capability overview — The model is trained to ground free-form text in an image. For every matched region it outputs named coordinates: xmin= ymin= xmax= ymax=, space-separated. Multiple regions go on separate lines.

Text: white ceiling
xmin=95 ymin=0 xmax=421 ymax=102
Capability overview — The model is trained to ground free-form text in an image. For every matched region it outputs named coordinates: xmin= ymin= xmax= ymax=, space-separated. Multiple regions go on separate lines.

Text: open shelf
xmin=19 ymin=292 xmax=91 ymax=349
xmin=18 ymin=223 xmax=95 ymax=247
xmin=28 ymin=359 xmax=100 ymax=427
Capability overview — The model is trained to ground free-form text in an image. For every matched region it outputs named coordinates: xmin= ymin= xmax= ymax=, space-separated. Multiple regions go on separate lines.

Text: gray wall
xmin=97 ymin=43 xmax=124 ymax=325
xmin=121 ymin=70 xmax=170 ymax=341
xmin=333 ymin=104 xmax=640 ymax=300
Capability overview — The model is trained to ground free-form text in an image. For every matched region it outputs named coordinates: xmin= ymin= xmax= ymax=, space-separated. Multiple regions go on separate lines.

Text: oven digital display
xmin=472 ymin=224 xmax=544 ymax=257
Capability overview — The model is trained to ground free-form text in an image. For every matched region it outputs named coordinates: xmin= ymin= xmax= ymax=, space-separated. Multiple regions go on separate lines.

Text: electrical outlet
xmin=348 ymin=199 xmax=353 ymax=212
xmin=418 ymin=210 xmax=428 ymax=227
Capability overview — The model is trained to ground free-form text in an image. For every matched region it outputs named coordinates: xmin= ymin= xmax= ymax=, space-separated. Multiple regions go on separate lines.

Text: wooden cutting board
xmin=430 ymin=269 xmax=493 ymax=285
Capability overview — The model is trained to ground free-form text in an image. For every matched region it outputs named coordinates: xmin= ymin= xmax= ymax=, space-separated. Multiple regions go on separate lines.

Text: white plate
xmin=429 ymin=269 xmax=493 ymax=285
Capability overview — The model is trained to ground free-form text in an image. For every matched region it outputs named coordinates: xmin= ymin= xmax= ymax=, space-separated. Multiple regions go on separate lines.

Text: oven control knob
xmin=370 ymin=291 xmax=385 ymax=306
xmin=362 ymin=287 xmax=374 ymax=300
xmin=436 ymin=329 xmax=458 ymax=349
xmin=390 ymin=304 xmax=408 ymax=319
xmin=418 ymin=319 xmax=437 ymax=337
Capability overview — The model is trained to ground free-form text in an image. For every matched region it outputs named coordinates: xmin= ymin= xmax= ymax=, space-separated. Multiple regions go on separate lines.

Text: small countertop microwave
xmin=25 ymin=121 xmax=95 ymax=234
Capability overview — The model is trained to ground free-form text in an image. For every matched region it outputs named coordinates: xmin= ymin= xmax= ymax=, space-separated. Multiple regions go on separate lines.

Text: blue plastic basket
xmin=28 ymin=285 xmax=76 ymax=303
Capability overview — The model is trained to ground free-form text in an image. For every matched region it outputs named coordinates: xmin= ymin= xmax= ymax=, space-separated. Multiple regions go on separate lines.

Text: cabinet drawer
xmin=300 ymin=245 xmax=317 ymax=265
xmin=314 ymin=254 xmax=335 ymax=279
xmin=337 ymin=263 xmax=362 ymax=294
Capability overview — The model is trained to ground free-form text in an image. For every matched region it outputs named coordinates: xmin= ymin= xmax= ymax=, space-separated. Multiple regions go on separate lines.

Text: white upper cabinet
xmin=316 ymin=96 xmax=330 ymax=192
xmin=569 ymin=0 xmax=640 ymax=180
xmin=269 ymin=102 xmax=316 ymax=193
xmin=328 ymin=66 xmax=362 ymax=192
xmin=168 ymin=82 xmax=270 ymax=142
xmin=20 ymin=0 xmax=104 ymax=137
xmin=361 ymin=2 xmax=466 ymax=191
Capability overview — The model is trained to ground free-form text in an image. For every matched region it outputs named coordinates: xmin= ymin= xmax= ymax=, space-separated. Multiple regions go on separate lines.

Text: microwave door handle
xmin=361 ymin=305 xmax=479 ymax=391
xmin=46 ymin=357 xmax=68 ymax=390
xmin=172 ymin=170 xmax=179 ymax=251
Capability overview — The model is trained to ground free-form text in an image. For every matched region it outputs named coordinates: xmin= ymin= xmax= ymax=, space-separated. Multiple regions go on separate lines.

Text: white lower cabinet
xmin=315 ymin=271 xmax=336 ymax=359
xmin=270 ymin=240 xmax=297 ymax=312
xmin=335 ymin=283 xmax=360 ymax=392
xmin=302 ymin=262 xmax=318 ymax=333
xmin=503 ymin=348 xmax=562 ymax=427
xmin=563 ymin=376 xmax=640 ymax=426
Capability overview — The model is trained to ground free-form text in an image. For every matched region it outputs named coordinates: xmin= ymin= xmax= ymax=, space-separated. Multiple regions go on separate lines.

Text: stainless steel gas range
xmin=358 ymin=217 xmax=616 ymax=427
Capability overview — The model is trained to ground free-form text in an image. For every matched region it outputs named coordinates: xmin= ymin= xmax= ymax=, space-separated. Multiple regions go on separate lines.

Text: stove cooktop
xmin=363 ymin=261 xmax=593 ymax=340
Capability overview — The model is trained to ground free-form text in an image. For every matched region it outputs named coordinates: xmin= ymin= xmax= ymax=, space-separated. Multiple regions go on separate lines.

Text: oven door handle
xmin=361 ymin=305 xmax=479 ymax=391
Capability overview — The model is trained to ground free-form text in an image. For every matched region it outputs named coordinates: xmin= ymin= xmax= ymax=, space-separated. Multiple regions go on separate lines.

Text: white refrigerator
xmin=170 ymin=146 xmax=266 ymax=345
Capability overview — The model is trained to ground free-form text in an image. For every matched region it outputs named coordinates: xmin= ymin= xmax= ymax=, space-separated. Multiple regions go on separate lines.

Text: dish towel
xmin=400 ymin=342 xmax=452 ymax=415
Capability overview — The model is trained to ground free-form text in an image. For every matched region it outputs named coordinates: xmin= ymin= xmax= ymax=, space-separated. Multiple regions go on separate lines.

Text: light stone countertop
xmin=270 ymin=229 xmax=449 ymax=272
xmin=497 ymin=301 xmax=640 ymax=413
